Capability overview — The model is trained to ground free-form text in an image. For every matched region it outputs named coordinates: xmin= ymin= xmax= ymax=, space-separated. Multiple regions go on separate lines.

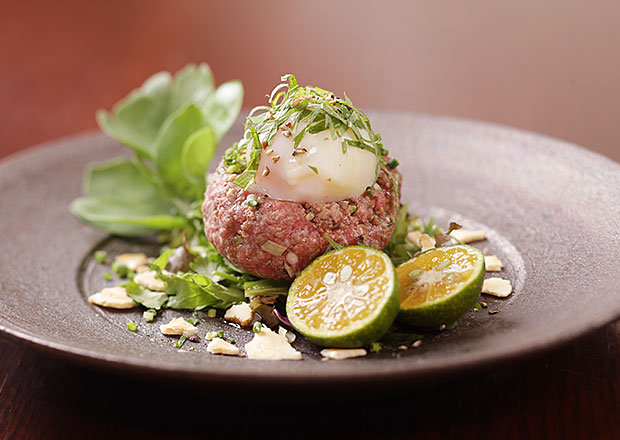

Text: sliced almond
xmin=484 ymin=255 xmax=503 ymax=272
xmin=482 ymin=277 xmax=512 ymax=298
xmin=88 ymin=286 xmax=135 ymax=309
xmin=320 ymin=348 xmax=367 ymax=360
xmin=450 ymin=229 xmax=486 ymax=243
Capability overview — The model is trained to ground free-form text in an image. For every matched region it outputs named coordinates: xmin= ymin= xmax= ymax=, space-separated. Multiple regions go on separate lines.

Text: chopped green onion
xmin=112 ymin=262 xmax=130 ymax=278
xmin=473 ymin=303 xmax=482 ymax=311
xmin=175 ymin=335 xmax=187 ymax=348
xmin=94 ymin=250 xmax=108 ymax=264
xmin=143 ymin=309 xmax=157 ymax=322
xmin=308 ymin=165 xmax=318 ymax=174
xmin=205 ymin=331 xmax=218 ymax=341
xmin=207 ymin=309 xmax=217 ymax=318
xmin=253 ymin=322 xmax=262 ymax=334
xmin=186 ymin=317 xmax=199 ymax=326
xmin=246 ymin=194 xmax=259 ymax=208
xmin=387 ymin=158 xmax=399 ymax=169
xmin=228 ymin=338 xmax=236 ymax=344
xmin=217 ymin=330 xmax=224 ymax=338
xmin=104 ymin=272 xmax=112 ymax=281
xmin=324 ymin=236 xmax=343 ymax=251
xmin=349 ymin=205 xmax=357 ymax=215
xmin=126 ymin=321 xmax=137 ymax=332
xmin=369 ymin=342 xmax=382 ymax=353
xmin=260 ymin=240 xmax=287 ymax=256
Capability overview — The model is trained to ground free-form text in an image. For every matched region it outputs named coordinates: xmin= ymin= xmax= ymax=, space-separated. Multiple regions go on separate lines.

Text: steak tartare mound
xmin=202 ymin=74 xmax=402 ymax=280
xmin=202 ymin=165 xmax=400 ymax=280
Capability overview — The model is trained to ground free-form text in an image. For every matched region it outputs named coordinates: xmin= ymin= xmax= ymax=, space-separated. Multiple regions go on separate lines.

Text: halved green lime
xmin=286 ymin=246 xmax=400 ymax=348
xmin=397 ymin=244 xmax=485 ymax=327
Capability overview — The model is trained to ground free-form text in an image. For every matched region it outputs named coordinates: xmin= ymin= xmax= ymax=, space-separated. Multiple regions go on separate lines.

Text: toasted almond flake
xmin=159 ymin=317 xmax=198 ymax=338
xmin=406 ymin=230 xmax=423 ymax=247
xmin=88 ymin=286 xmax=135 ymax=309
xmin=450 ymin=229 xmax=486 ymax=243
xmin=419 ymin=234 xmax=436 ymax=252
xmin=482 ymin=277 xmax=513 ymax=298
xmin=133 ymin=270 xmax=165 ymax=291
xmin=245 ymin=327 xmax=302 ymax=360
xmin=320 ymin=348 xmax=367 ymax=360
xmin=114 ymin=253 xmax=148 ymax=271
xmin=224 ymin=303 xmax=255 ymax=327
xmin=207 ymin=338 xmax=240 ymax=356
xmin=484 ymin=255 xmax=503 ymax=272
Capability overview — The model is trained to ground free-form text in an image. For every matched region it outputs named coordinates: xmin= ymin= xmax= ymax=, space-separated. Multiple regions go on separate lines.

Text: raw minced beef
xmin=202 ymin=163 xmax=401 ymax=280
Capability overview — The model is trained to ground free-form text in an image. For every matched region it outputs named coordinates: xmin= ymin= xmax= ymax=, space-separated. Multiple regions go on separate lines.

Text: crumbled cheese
xmin=207 ymin=338 xmax=240 ymax=356
xmin=159 ymin=317 xmax=198 ymax=338
xmin=245 ymin=327 xmax=302 ymax=360
xmin=133 ymin=270 xmax=165 ymax=291
xmin=114 ymin=253 xmax=148 ymax=271
xmin=482 ymin=277 xmax=512 ymax=297
xmin=224 ymin=303 xmax=255 ymax=327
xmin=450 ymin=229 xmax=486 ymax=243
xmin=484 ymin=255 xmax=503 ymax=272
xmin=406 ymin=231 xmax=436 ymax=251
xmin=88 ymin=286 xmax=135 ymax=309
xmin=320 ymin=348 xmax=367 ymax=360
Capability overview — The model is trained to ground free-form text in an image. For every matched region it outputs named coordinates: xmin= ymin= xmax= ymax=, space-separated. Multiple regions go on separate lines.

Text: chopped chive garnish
xmin=186 ymin=317 xmax=199 ymax=326
xmin=308 ymin=165 xmax=318 ymax=174
xmin=112 ymin=262 xmax=130 ymax=278
xmin=349 ymin=205 xmax=357 ymax=215
xmin=207 ymin=309 xmax=217 ymax=318
xmin=175 ymin=335 xmax=187 ymax=348
xmin=104 ymin=272 xmax=112 ymax=281
xmin=365 ymin=186 xmax=372 ymax=195
xmin=205 ymin=331 xmax=217 ymax=341
xmin=94 ymin=250 xmax=108 ymax=264
xmin=217 ymin=330 xmax=224 ymax=338
xmin=473 ymin=303 xmax=482 ymax=311
xmin=369 ymin=342 xmax=382 ymax=353
xmin=387 ymin=158 xmax=399 ymax=169
xmin=126 ymin=321 xmax=137 ymax=332
xmin=228 ymin=338 xmax=236 ymax=344
xmin=246 ymin=194 xmax=259 ymax=208
xmin=253 ymin=322 xmax=262 ymax=334
xmin=143 ymin=309 xmax=156 ymax=322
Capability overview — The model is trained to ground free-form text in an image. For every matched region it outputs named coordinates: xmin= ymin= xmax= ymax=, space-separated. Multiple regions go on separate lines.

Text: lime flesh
xmin=286 ymin=246 xmax=399 ymax=348
xmin=397 ymin=244 xmax=485 ymax=328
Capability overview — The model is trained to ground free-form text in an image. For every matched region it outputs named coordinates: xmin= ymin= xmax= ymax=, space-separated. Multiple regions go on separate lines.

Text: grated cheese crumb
xmin=450 ymin=229 xmax=486 ymax=243
xmin=320 ymin=348 xmax=367 ymax=360
xmin=114 ymin=253 xmax=148 ymax=271
xmin=88 ymin=286 xmax=135 ymax=309
xmin=245 ymin=327 xmax=302 ymax=360
xmin=133 ymin=270 xmax=165 ymax=291
xmin=482 ymin=277 xmax=512 ymax=297
xmin=207 ymin=338 xmax=240 ymax=356
xmin=224 ymin=303 xmax=255 ymax=327
xmin=159 ymin=317 xmax=198 ymax=338
xmin=484 ymin=255 xmax=503 ymax=272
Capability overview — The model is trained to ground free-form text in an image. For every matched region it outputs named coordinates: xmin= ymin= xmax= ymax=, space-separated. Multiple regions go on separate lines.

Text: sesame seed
xmin=272 ymin=155 xmax=280 ymax=163
xmin=282 ymin=130 xmax=291 ymax=138
xmin=266 ymin=148 xmax=274 ymax=156
xmin=262 ymin=167 xmax=270 ymax=177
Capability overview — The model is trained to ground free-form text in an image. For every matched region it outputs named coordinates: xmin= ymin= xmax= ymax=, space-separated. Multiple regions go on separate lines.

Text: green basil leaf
xmin=203 ymin=80 xmax=244 ymax=141
xmin=180 ymin=125 xmax=217 ymax=191
xmin=154 ymin=104 xmax=207 ymax=201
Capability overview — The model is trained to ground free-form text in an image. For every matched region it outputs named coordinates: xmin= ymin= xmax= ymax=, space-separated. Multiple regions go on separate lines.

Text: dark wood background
xmin=1 ymin=1 xmax=619 ymax=438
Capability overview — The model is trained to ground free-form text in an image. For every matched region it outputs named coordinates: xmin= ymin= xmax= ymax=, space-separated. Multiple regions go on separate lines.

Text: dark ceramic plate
xmin=1 ymin=113 xmax=619 ymax=388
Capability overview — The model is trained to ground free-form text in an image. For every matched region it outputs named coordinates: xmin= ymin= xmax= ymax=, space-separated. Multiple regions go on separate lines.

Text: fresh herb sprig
xmin=225 ymin=74 xmax=390 ymax=190
xmin=71 ymin=64 xmax=243 ymax=237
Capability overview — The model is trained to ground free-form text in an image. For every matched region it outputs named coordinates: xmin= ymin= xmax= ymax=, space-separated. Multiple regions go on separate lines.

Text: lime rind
xmin=286 ymin=246 xmax=400 ymax=348
xmin=397 ymin=244 xmax=485 ymax=328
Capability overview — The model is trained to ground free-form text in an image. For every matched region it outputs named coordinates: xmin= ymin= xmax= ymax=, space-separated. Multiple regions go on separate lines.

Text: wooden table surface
xmin=1 ymin=1 xmax=619 ymax=438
